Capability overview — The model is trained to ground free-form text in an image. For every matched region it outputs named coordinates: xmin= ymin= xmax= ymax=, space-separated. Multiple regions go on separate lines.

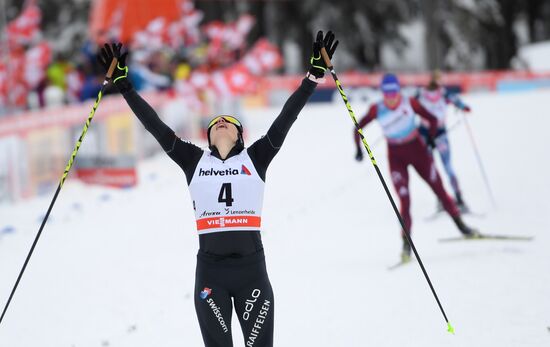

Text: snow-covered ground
xmin=1 ymin=88 xmax=549 ymax=347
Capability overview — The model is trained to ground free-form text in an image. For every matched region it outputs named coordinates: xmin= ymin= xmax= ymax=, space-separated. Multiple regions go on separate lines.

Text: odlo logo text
xmin=242 ymin=289 xmax=261 ymax=321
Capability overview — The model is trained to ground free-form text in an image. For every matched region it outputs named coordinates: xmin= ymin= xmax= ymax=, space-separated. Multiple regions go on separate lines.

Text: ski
xmin=439 ymin=234 xmax=534 ymax=242
xmin=424 ymin=209 xmax=485 ymax=222
xmin=424 ymin=210 xmax=445 ymax=222
xmin=387 ymin=258 xmax=413 ymax=270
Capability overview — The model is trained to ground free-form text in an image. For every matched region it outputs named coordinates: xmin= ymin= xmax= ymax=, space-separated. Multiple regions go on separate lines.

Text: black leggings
xmin=194 ymin=250 xmax=274 ymax=347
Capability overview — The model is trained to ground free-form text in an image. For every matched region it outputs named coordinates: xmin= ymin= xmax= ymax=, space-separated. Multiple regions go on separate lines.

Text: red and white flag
xmin=6 ymin=2 xmax=42 ymax=47
xmin=242 ymin=39 xmax=283 ymax=75
xmin=211 ymin=64 xmax=255 ymax=97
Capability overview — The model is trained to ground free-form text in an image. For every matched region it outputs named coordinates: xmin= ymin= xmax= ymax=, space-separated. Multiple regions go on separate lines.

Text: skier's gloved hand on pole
xmin=355 ymin=147 xmax=364 ymax=162
xmin=427 ymin=122 xmax=439 ymax=150
xmin=426 ymin=136 xmax=437 ymax=150
xmin=462 ymin=105 xmax=471 ymax=113
xmin=98 ymin=43 xmax=131 ymax=93
xmin=308 ymin=30 xmax=339 ymax=80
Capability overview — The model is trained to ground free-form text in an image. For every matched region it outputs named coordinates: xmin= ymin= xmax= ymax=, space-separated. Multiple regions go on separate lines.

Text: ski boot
xmin=452 ymin=216 xmax=481 ymax=238
xmin=401 ymin=239 xmax=412 ymax=263
xmin=455 ymin=192 xmax=470 ymax=214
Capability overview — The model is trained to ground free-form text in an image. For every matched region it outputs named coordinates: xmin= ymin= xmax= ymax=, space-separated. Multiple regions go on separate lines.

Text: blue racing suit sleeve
xmin=444 ymin=89 xmax=469 ymax=110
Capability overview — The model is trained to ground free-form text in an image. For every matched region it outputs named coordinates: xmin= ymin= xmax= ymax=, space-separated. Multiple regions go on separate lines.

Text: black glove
xmin=309 ymin=30 xmax=339 ymax=78
xmin=355 ymin=148 xmax=364 ymax=162
xmin=98 ymin=43 xmax=131 ymax=92
xmin=426 ymin=136 xmax=436 ymax=150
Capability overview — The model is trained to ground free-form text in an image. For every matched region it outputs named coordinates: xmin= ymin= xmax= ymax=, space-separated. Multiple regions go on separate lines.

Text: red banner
xmin=76 ymin=168 xmax=137 ymax=188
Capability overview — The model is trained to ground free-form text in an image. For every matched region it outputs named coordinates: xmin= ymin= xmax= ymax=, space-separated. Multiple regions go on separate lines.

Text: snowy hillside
xmin=1 ymin=88 xmax=549 ymax=347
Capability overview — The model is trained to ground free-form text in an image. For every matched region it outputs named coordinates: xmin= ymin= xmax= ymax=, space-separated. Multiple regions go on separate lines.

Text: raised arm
xmin=247 ymin=78 xmax=317 ymax=179
xmin=98 ymin=43 xmax=203 ymax=183
xmin=247 ymin=31 xmax=339 ymax=180
xmin=444 ymin=89 xmax=471 ymax=112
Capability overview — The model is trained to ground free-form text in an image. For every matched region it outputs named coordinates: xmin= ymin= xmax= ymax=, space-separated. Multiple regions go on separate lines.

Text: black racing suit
xmin=120 ymin=78 xmax=317 ymax=346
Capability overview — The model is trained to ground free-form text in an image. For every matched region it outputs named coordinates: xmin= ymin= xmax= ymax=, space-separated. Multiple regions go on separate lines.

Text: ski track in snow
xmin=1 ymin=89 xmax=549 ymax=346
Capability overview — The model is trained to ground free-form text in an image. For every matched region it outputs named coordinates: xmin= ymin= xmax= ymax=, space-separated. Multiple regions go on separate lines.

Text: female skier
xmin=417 ymin=70 xmax=472 ymax=213
xmin=354 ymin=73 xmax=478 ymax=261
xmin=99 ymin=31 xmax=338 ymax=347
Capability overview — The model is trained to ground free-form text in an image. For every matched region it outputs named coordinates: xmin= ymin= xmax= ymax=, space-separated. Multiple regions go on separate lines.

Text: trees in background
xmin=420 ymin=0 xmax=550 ymax=70
xmin=433 ymin=0 xmax=545 ymax=70
xmin=224 ymin=0 xmax=550 ymax=71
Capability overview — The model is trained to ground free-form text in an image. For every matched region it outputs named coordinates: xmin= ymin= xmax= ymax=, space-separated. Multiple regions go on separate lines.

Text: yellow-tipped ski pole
xmin=320 ymin=47 xmax=455 ymax=334
xmin=0 ymin=58 xmax=118 ymax=327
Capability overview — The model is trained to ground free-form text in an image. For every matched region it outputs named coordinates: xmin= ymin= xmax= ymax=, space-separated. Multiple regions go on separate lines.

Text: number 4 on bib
xmin=218 ymin=183 xmax=234 ymax=206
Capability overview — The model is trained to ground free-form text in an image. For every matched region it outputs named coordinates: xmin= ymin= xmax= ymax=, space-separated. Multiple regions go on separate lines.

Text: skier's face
xmin=431 ymin=70 xmax=442 ymax=85
xmin=383 ymin=91 xmax=401 ymax=107
xmin=425 ymin=89 xmax=442 ymax=102
xmin=209 ymin=117 xmax=239 ymax=145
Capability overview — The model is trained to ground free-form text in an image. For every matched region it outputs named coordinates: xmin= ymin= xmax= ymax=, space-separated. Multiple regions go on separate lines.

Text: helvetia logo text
xmin=199 ymin=168 xmax=239 ymax=176
xmin=199 ymin=166 xmax=252 ymax=177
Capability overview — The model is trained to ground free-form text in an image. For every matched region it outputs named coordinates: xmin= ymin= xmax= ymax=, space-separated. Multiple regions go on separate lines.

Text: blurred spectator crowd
xmin=0 ymin=0 xmax=282 ymax=118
